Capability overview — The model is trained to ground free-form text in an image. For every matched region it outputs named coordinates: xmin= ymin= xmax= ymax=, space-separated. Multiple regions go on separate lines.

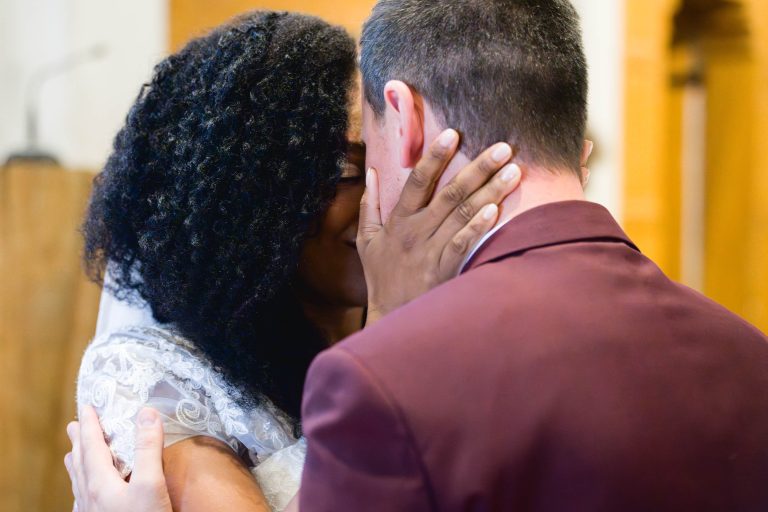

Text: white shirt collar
xmin=459 ymin=217 xmax=514 ymax=273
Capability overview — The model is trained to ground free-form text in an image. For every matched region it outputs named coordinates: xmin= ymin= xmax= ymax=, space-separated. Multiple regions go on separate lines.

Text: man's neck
xmin=454 ymin=161 xmax=586 ymax=272
xmin=494 ymin=163 xmax=586 ymax=227
xmin=438 ymin=154 xmax=586 ymax=229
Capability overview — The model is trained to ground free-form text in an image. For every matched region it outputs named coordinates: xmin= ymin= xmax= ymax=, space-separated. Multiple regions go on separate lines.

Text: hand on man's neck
xmin=436 ymin=150 xmax=587 ymax=230
xmin=419 ymin=100 xmax=586 ymax=231
xmin=369 ymin=89 xmax=588 ymax=227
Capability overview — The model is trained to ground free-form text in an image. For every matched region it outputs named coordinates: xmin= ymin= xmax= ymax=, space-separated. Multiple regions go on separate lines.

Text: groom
xmin=298 ymin=0 xmax=768 ymax=510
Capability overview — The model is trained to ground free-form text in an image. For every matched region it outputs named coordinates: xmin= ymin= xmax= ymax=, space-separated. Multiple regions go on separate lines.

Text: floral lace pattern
xmin=253 ymin=438 xmax=308 ymax=510
xmin=77 ymin=325 xmax=306 ymax=511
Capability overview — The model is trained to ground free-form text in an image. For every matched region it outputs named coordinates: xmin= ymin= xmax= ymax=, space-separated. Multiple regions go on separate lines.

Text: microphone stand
xmin=4 ymin=45 xmax=108 ymax=167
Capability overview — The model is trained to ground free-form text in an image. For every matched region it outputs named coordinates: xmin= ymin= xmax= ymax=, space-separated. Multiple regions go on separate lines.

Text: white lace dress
xmin=76 ymin=325 xmax=306 ymax=511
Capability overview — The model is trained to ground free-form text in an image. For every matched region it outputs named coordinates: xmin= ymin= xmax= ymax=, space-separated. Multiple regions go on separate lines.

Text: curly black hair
xmin=82 ymin=11 xmax=358 ymax=425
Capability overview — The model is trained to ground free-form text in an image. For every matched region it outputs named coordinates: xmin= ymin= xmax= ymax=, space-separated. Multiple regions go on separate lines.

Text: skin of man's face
xmin=361 ymin=93 xmax=413 ymax=223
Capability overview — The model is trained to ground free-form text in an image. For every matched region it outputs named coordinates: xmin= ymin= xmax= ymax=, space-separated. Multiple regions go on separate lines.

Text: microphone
xmin=4 ymin=45 xmax=109 ymax=166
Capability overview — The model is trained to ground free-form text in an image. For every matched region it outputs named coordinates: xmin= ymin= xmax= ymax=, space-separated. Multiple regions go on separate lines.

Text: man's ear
xmin=383 ymin=80 xmax=424 ymax=168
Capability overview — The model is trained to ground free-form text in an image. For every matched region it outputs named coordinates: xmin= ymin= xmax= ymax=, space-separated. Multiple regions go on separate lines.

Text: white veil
xmin=94 ymin=267 xmax=160 ymax=338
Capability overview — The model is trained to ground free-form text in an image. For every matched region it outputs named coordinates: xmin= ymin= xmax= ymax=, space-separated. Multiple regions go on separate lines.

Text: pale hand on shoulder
xmin=65 ymin=406 xmax=173 ymax=512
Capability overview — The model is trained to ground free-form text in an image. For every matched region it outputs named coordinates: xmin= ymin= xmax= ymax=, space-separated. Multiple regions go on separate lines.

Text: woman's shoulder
xmin=85 ymin=325 xmax=200 ymax=362
xmin=79 ymin=326 xmax=235 ymax=407
xmin=80 ymin=325 xmax=236 ymax=395
xmin=77 ymin=325 xmax=297 ymax=477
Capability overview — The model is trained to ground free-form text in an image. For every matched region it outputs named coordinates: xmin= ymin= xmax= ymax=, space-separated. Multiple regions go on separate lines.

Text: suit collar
xmin=463 ymin=200 xmax=639 ymax=273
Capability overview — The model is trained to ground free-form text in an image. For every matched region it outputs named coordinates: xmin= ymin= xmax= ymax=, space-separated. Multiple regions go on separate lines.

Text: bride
xmin=71 ymin=10 xmax=521 ymax=512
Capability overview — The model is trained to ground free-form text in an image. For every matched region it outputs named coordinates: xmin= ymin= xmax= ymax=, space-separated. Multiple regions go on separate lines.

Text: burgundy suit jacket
xmin=299 ymin=201 xmax=768 ymax=512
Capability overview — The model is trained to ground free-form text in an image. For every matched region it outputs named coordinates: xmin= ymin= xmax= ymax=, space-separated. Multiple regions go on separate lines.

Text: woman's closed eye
xmin=339 ymin=141 xmax=366 ymax=185
xmin=339 ymin=162 xmax=364 ymax=184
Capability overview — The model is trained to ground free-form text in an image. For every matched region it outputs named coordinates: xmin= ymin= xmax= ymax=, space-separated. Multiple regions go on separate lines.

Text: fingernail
xmin=366 ymin=168 xmax=374 ymax=188
xmin=492 ymin=143 xmax=512 ymax=163
xmin=439 ymin=129 xmax=458 ymax=148
xmin=137 ymin=408 xmax=158 ymax=427
xmin=482 ymin=204 xmax=498 ymax=221
xmin=501 ymin=163 xmax=521 ymax=182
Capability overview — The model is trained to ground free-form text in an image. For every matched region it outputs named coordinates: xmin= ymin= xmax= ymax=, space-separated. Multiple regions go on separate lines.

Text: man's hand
xmin=358 ymin=129 xmax=522 ymax=325
xmin=64 ymin=406 xmax=172 ymax=512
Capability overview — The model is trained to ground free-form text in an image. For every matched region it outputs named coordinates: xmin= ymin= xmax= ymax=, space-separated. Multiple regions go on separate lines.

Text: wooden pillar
xmin=702 ymin=32 xmax=754 ymax=319
xmin=743 ymin=0 xmax=768 ymax=329
xmin=623 ymin=0 xmax=682 ymax=277
xmin=0 ymin=164 xmax=100 ymax=512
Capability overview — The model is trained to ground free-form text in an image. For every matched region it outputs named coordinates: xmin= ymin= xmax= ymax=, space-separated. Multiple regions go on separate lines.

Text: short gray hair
xmin=360 ymin=0 xmax=588 ymax=172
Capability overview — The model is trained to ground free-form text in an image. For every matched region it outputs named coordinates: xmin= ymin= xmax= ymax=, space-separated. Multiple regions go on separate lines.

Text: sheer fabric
xmin=78 ymin=282 xmax=306 ymax=511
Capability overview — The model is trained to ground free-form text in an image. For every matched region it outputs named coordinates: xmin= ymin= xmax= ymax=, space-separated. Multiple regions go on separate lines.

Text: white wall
xmin=0 ymin=0 xmax=168 ymax=170
xmin=572 ymin=0 xmax=626 ymax=219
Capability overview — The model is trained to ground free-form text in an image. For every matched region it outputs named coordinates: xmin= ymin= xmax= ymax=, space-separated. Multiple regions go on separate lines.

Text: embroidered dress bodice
xmin=77 ymin=325 xmax=306 ymax=511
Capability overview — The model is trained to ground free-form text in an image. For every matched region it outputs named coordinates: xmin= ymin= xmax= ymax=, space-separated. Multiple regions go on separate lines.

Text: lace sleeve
xmin=76 ymin=327 xmax=258 ymax=478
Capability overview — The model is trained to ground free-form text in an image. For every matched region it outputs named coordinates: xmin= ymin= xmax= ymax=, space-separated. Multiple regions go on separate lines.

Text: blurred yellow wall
xmin=624 ymin=0 xmax=768 ymax=332
xmin=170 ymin=0 xmax=376 ymax=51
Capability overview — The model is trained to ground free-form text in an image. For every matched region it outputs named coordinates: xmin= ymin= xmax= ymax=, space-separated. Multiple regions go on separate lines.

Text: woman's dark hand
xmin=357 ymin=129 xmax=522 ymax=326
